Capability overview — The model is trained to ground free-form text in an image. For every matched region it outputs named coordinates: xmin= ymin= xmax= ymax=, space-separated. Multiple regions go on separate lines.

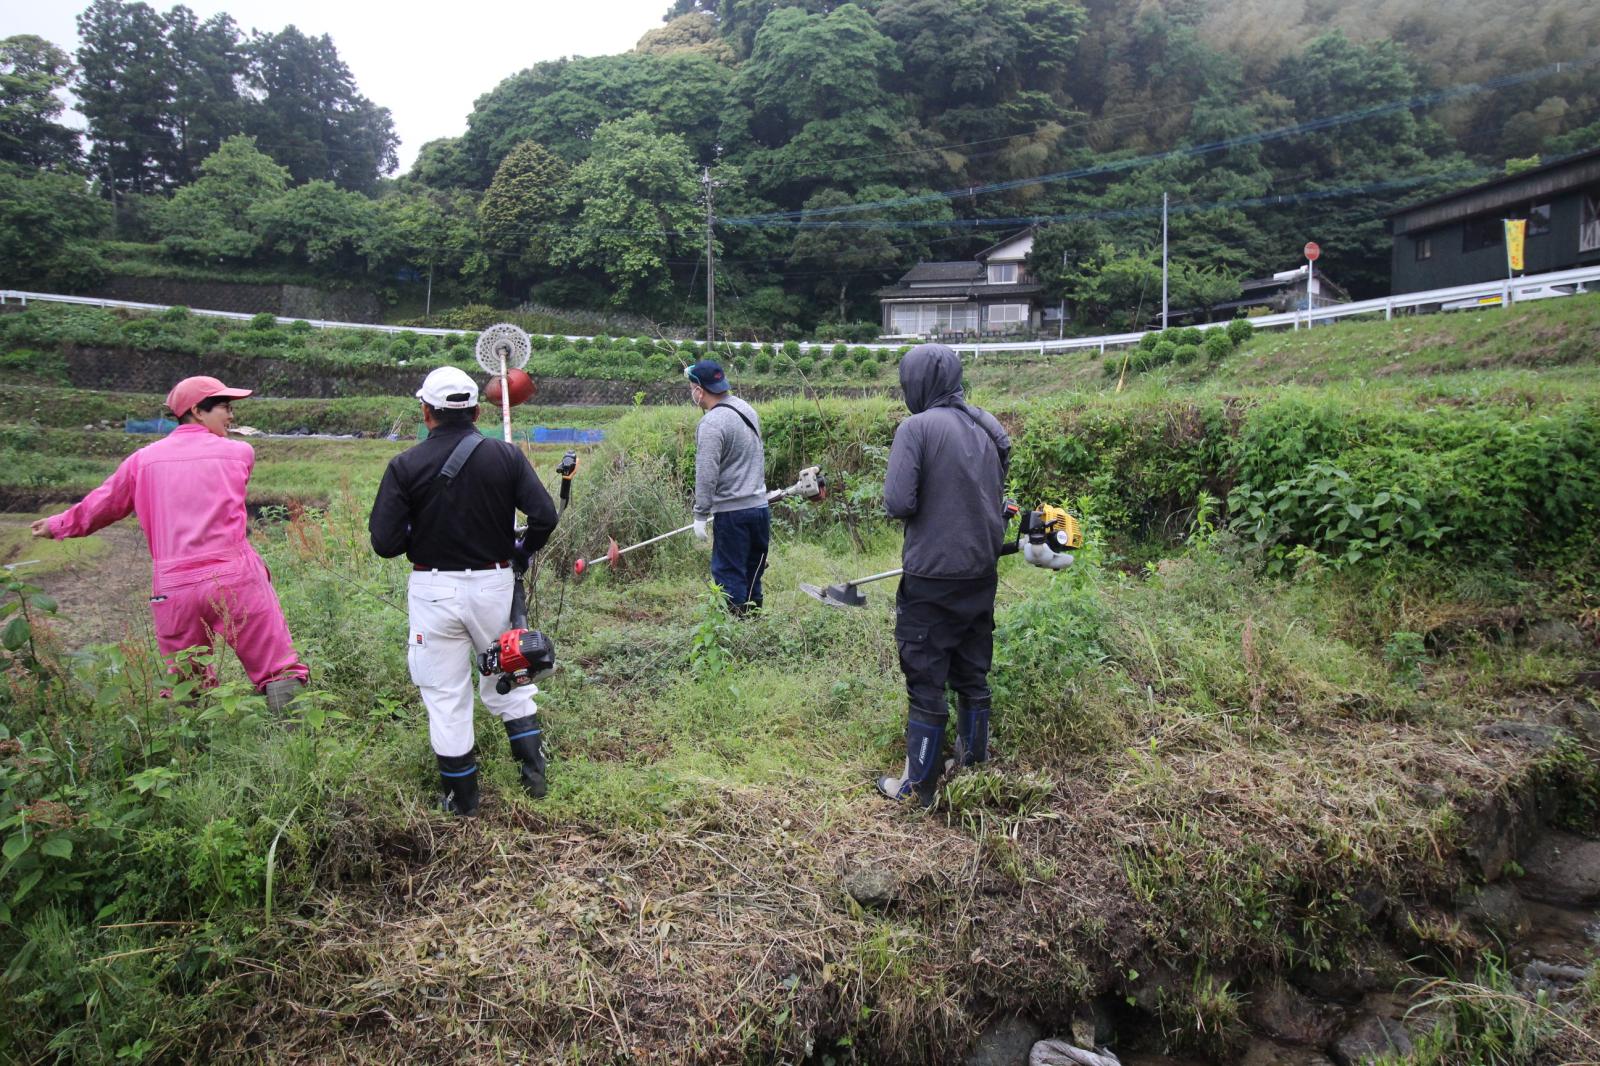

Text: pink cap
xmin=165 ymin=375 xmax=252 ymax=417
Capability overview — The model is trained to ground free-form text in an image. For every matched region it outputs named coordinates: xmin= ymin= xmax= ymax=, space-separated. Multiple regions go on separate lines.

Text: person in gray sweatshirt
xmin=877 ymin=343 xmax=1011 ymax=806
xmin=686 ymin=359 xmax=770 ymax=614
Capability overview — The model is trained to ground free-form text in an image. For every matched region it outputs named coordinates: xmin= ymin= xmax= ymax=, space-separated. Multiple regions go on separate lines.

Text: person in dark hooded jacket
xmin=877 ymin=343 xmax=1010 ymax=806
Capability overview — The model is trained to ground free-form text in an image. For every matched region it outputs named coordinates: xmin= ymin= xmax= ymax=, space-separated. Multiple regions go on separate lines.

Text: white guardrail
xmin=3 ymin=263 xmax=1599 ymax=357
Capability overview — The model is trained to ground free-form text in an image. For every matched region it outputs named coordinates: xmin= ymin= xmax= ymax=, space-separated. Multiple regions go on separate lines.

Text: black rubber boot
xmin=437 ymin=749 xmax=480 ymax=817
xmin=263 ymin=677 xmax=305 ymax=714
xmin=504 ymin=714 xmax=547 ymax=799
xmin=953 ymin=697 xmax=991 ymax=769
xmin=875 ymin=704 xmax=946 ymax=808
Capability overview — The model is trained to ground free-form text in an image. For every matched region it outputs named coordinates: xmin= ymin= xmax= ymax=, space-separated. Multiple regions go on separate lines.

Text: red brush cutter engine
xmin=479 ymin=629 xmax=556 ymax=695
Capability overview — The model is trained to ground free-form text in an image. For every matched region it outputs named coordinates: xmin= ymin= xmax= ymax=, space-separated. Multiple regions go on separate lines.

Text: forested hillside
xmin=2 ymin=0 xmax=1597 ymax=334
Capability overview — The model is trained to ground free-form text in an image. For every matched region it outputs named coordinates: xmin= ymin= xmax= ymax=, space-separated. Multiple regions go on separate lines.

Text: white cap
xmin=416 ymin=366 xmax=478 ymax=409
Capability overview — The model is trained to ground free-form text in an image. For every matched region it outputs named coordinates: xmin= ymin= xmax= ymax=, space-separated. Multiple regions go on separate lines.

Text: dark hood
xmin=899 ymin=343 xmax=965 ymax=415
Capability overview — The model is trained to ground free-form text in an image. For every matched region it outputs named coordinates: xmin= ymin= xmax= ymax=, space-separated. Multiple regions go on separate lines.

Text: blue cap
xmin=684 ymin=359 xmax=730 ymax=394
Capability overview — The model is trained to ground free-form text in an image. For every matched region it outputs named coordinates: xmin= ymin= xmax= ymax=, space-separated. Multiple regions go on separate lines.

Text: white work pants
xmin=407 ymin=568 xmax=538 ymax=758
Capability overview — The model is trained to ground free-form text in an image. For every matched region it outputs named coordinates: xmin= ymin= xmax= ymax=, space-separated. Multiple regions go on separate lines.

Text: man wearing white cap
xmin=32 ymin=375 xmax=310 ymax=709
xmin=368 ymin=366 xmax=559 ymax=816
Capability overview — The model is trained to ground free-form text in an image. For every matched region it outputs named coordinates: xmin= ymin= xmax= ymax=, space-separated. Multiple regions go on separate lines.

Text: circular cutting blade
xmin=474 ymin=323 xmax=532 ymax=374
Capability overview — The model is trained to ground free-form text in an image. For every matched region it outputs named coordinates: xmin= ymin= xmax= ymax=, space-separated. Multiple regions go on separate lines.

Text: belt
xmin=413 ymin=559 xmax=512 ymax=572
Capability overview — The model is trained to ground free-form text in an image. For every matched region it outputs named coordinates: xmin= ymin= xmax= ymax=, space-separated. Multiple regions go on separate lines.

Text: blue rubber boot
xmin=875 ymin=705 xmax=946 ymax=808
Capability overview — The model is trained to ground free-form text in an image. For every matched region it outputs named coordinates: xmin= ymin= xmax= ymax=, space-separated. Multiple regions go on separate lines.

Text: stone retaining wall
xmin=58 ymin=346 xmax=894 ymax=405
xmin=89 ymin=277 xmax=382 ymax=324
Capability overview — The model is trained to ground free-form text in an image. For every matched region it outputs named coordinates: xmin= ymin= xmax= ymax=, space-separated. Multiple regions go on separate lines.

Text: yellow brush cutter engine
xmin=1018 ymin=504 xmax=1082 ymax=570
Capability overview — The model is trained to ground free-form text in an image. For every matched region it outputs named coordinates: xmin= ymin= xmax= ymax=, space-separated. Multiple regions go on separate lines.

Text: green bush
xmin=831 ymin=343 xmax=848 ymax=361
xmin=249 ymin=312 xmax=276 ymax=330
xmin=1173 ymin=343 xmax=1202 ymax=365
xmin=1203 ymin=331 xmax=1233 ymax=362
xmin=160 ymin=305 xmax=190 ymax=322
xmin=1173 ymin=326 xmax=1203 ymax=348
xmin=783 ymin=339 xmax=801 ymax=359
xmin=795 ymin=357 xmax=815 ymax=376
xmin=1226 ymin=318 xmax=1254 ymax=345
xmin=1139 ymin=331 xmax=1162 ymax=351
xmin=754 ymin=355 xmax=772 ymax=373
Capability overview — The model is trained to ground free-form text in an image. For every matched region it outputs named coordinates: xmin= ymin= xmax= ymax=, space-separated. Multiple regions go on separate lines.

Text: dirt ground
xmin=0 ymin=513 xmax=154 ymax=648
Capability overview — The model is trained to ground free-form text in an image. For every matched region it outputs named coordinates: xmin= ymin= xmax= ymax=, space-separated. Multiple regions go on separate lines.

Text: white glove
xmin=1021 ymin=537 xmax=1074 ymax=570
xmin=692 ymin=518 xmax=709 ymax=541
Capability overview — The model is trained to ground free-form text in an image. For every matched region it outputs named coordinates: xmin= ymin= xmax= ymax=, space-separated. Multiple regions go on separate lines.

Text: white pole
xmin=499 ymin=348 xmax=512 ymax=444
xmin=1307 ymin=256 xmax=1315 ymax=330
xmin=1161 ymin=192 xmax=1169 ymax=330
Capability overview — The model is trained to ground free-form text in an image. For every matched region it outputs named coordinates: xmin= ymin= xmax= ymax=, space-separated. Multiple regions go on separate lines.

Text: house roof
xmin=1387 ymin=145 xmax=1600 ymax=234
xmin=899 ymin=261 xmax=985 ymax=284
xmin=877 ymin=282 xmax=1045 ymax=301
xmin=975 ymin=226 xmax=1038 ymax=262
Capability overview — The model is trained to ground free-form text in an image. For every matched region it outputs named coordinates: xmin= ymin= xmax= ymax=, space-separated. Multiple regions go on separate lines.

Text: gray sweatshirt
xmin=884 ymin=344 xmax=1011 ymax=579
xmin=693 ymin=395 xmax=769 ymax=518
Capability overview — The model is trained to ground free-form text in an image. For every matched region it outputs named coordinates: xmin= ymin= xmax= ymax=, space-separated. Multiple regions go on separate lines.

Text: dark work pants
xmin=710 ymin=504 xmax=770 ymax=610
xmin=894 ymin=571 xmax=997 ymax=719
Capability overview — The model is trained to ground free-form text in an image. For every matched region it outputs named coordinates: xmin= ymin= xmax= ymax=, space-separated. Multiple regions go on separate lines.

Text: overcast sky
xmin=0 ymin=0 xmax=671 ymax=172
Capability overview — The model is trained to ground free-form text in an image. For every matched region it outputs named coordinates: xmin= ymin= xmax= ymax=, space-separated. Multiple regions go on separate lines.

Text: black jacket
xmin=884 ymin=344 xmax=1011 ymax=579
xmin=368 ymin=423 xmax=558 ymax=570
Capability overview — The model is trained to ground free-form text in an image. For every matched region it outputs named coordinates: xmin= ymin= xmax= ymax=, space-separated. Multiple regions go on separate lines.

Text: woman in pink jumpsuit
xmin=32 ymin=375 xmax=309 ymax=709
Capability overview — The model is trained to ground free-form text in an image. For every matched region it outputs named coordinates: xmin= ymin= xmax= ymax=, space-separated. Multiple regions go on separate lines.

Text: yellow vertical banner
xmin=1505 ymin=218 xmax=1527 ymax=272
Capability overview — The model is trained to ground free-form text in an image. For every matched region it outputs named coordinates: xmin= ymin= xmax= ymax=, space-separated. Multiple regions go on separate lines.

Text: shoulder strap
xmin=420 ymin=432 xmax=485 ymax=521
xmin=716 ymin=402 xmax=761 ymax=441
xmin=950 ymin=403 xmax=1009 ymax=475
xmin=437 ymin=432 xmax=484 ymax=482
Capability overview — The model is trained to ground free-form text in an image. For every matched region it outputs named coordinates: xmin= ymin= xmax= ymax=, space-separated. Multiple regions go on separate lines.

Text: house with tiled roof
xmin=877 ymin=229 xmax=1049 ymax=338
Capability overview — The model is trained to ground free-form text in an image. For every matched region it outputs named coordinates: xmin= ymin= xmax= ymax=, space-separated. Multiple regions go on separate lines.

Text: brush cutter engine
xmin=1016 ymin=504 xmax=1082 ymax=571
xmin=479 ymin=628 xmax=556 ymax=695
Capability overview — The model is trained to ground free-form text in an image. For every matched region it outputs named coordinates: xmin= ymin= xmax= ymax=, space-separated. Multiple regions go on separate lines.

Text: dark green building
xmin=1388 ymin=146 xmax=1600 ymax=294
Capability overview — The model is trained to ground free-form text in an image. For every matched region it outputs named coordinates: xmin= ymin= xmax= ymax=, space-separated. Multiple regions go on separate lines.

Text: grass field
xmin=1 ymin=297 xmax=1597 ymax=1064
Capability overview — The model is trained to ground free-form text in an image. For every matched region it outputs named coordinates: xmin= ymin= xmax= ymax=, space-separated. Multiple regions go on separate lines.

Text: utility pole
xmin=1059 ymin=251 xmax=1068 ymax=339
xmin=1161 ymin=191 xmax=1169 ymax=331
xmin=703 ymin=167 xmax=717 ymax=347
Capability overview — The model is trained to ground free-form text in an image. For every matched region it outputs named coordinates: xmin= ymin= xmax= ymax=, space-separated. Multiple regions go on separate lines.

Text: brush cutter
xmin=478 ymin=451 xmax=581 ymax=695
xmin=801 ymin=504 xmax=1082 ymax=608
xmin=574 ymin=466 xmax=826 ymax=576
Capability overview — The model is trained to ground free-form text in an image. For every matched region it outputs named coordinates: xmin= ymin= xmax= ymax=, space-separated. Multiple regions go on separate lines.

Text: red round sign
xmin=1304 ymin=241 xmax=1321 ymax=262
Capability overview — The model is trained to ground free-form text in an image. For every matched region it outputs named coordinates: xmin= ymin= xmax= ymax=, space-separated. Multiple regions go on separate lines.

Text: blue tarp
xmin=414 ymin=425 xmax=604 ymax=443
xmin=126 ymin=417 xmax=179 ymax=434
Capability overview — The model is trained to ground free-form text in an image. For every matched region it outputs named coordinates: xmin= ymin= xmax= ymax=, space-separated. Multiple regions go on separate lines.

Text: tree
xmin=460 ymin=51 xmax=731 ymax=187
xmin=163 ymin=8 xmax=250 ymax=185
xmin=158 ymin=135 xmax=289 ymax=262
xmin=245 ymin=26 xmax=397 ymax=192
xmin=478 ymin=140 xmax=570 ymax=289
xmin=367 ymin=189 xmax=493 ymax=298
xmin=787 ymin=184 xmax=954 ymax=324
xmin=551 ymin=114 xmax=703 ymax=310
xmin=634 ymin=13 xmax=735 ymax=62
xmin=0 ymin=163 xmax=110 ymax=289
xmin=0 ymin=36 xmax=81 ymax=170
xmin=75 ymin=0 xmax=175 ymax=195
xmin=1170 ymin=261 xmax=1241 ymax=320
xmin=408 ymin=137 xmax=475 ymax=189
xmin=739 ymin=5 xmax=900 ymax=143
xmin=250 ymin=179 xmax=373 ymax=271
xmin=875 ymin=0 xmax=1084 ymax=113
